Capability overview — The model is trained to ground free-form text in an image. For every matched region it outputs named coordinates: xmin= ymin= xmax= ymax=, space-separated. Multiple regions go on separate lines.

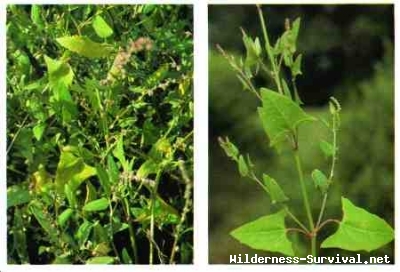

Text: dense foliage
xmin=7 ymin=5 xmax=193 ymax=264
xmin=212 ymin=4 xmax=394 ymax=264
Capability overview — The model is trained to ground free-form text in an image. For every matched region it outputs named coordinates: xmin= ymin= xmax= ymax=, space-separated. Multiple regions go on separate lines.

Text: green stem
xmin=123 ymin=198 xmax=138 ymax=263
xmin=316 ymin=193 xmax=328 ymax=228
xmin=294 ymin=150 xmax=316 ymax=256
xmin=149 ymin=170 xmax=162 ymax=264
xmin=109 ymin=202 xmax=121 ymax=263
xmin=251 ymin=172 xmax=309 ymax=233
xmin=257 ymin=5 xmax=283 ymax=94
xmin=316 ymin=110 xmax=339 ymax=228
xmin=283 ymin=205 xmax=309 ymax=233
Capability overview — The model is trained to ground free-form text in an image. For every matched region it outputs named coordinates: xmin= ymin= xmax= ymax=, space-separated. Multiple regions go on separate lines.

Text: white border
xmin=193 ymin=0 xmax=208 ymax=267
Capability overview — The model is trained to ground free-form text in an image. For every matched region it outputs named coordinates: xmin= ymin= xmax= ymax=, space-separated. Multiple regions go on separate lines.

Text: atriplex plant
xmin=218 ymin=5 xmax=394 ymax=258
xmin=7 ymin=5 xmax=193 ymax=264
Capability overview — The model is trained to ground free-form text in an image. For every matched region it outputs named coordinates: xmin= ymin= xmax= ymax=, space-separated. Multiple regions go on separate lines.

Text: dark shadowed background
xmin=209 ymin=4 xmax=394 ymax=264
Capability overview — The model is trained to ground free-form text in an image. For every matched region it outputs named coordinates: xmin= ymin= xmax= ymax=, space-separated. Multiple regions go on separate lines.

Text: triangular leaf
xmin=321 ymin=197 xmax=394 ymax=252
xmin=44 ymin=55 xmax=74 ymax=88
xmin=262 ymin=174 xmax=289 ymax=203
xmin=230 ymin=210 xmax=294 ymax=256
xmin=292 ymin=54 xmax=302 ymax=77
xmin=33 ymin=123 xmax=46 ymax=141
xmin=258 ymin=88 xmax=315 ymax=146
xmin=56 ymin=36 xmax=113 ymax=58
xmin=55 ymin=146 xmax=97 ymax=195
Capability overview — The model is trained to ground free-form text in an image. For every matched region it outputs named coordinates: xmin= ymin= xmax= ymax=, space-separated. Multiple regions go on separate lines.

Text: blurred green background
xmin=209 ymin=5 xmax=394 ymax=263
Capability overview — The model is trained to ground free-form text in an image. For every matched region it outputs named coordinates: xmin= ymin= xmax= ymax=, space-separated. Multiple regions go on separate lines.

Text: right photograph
xmin=209 ymin=4 xmax=394 ymax=264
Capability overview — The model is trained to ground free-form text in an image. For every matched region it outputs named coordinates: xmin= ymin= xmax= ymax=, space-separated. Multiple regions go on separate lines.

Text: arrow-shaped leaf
xmin=258 ymin=88 xmax=315 ymax=147
xmin=57 ymin=36 xmax=113 ymax=58
xmin=230 ymin=209 xmax=294 ymax=256
xmin=321 ymin=197 xmax=394 ymax=252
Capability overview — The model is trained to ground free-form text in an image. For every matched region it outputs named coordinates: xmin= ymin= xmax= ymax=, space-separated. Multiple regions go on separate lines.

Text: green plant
xmin=218 ymin=5 xmax=394 ymax=260
xmin=7 ymin=5 xmax=193 ymax=264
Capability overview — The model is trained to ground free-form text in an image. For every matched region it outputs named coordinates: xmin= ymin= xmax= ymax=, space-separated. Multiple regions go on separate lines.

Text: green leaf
xmin=31 ymin=5 xmax=43 ymax=27
xmin=76 ymin=220 xmax=93 ymax=247
xmin=56 ymin=36 xmax=113 ymax=58
xmin=12 ymin=208 xmax=29 ymax=263
xmin=291 ymin=18 xmax=301 ymax=43
xmin=13 ymin=128 xmax=33 ymax=162
xmin=238 ymin=155 xmax=249 ymax=177
xmin=92 ymin=15 xmax=113 ymax=38
xmin=121 ymin=248 xmax=133 ymax=264
xmin=53 ymin=255 xmax=72 ymax=264
xmin=149 ymin=137 xmax=172 ymax=162
xmin=137 ymin=159 xmax=158 ymax=179
xmin=83 ymin=198 xmax=109 ymax=212
xmin=258 ymin=88 xmax=315 ymax=146
xmin=44 ymin=55 xmax=74 ymax=88
xmin=7 ymin=185 xmax=31 ymax=208
xmin=321 ymin=197 xmax=394 ymax=252
xmin=242 ymin=30 xmax=261 ymax=68
xmin=218 ymin=137 xmax=239 ymax=161
xmin=55 ymin=146 xmax=97 ymax=195
xmin=319 ymin=140 xmax=335 ymax=157
xmin=57 ymin=208 xmax=74 ymax=227
xmin=112 ymin=135 xmax=127 ymax=168
xmin=292 ymin=54 xmax=302 ymax=77
xmin=33 ymin=123 xmax=46 ymax=141
xmin=230 ymin=210 xmax=294 ymax=256
xmin=262 ymin=174 xmax=289 ymax=203
xmin=86 ymin=256 xmax=114 ymax=264
xmin=107 ymin=155 xmax=119 ymax=184
xmin=311 ymin=169 xmax=329 ymax=193
xmin=96 ymin=164 xmax=111 ymax=195
xmin=64 ymin=184 xmax=76 ymax=208
xmin=29 ymin=201 xmax=58 ymax=242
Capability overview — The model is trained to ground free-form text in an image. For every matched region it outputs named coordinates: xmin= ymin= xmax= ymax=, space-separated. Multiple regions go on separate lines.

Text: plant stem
xmin=316 ymin=108 xmax=339 ymax=228
xmin=314 ymin=218 xmax=340 ymax=233
xmin=109 ymin=202 xmax=121 ymax=263
xmin=122 ymin=198 xmax=138 ymax=263
xmin=294 ymin=150 xmax=316 ymax=256
xmin=149 ymin=170 xmax=162 ymax=264
xmin=169 ymin=161 xmax=192 ymax=264
xmin=316 ymin=193 xmax=328 ymax=228
xmin=283 ymin=206 xmax=309 ymax=233
xmin=6 ymin=115 xmax=29 ymax=154
xmin=257 ymin=5 xmax=283 ymax=95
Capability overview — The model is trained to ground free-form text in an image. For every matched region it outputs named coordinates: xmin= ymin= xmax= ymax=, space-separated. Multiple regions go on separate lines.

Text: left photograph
xmin=7 ymin=5 xmax=193 ymax=264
